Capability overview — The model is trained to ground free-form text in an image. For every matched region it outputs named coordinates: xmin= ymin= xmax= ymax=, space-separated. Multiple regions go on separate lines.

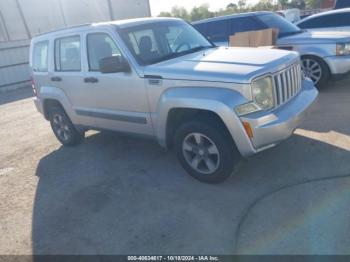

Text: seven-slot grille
xmin=273 ymin=62 xmax=302 ymax=106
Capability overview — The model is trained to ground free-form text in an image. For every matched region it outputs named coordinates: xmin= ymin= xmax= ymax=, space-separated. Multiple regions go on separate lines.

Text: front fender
xmin=155 ymin=87 xmax=256 ymax=157
xmin=39 ymin=86 xmax=75 ymax=121
xmin=293 ymin=45 xmax=334 ymax=58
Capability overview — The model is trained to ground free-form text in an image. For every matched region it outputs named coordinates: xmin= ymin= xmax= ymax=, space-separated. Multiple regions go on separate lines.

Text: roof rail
xmin=33 ymin=23 xmax=92 ymax=37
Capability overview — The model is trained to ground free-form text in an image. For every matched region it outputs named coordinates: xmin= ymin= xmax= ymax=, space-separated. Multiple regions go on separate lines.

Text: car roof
xmin=192 ymin=11 xmax=272 ymax=25
xmin=296 ymin=8 xmax=350 ymax=24
xmin=32 ymin=17 xmax=182 ymax=39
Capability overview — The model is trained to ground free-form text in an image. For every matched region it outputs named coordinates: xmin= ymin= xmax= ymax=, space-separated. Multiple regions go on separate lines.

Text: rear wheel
xmin=301 ymin=56 xmax=329 ymax=88
xmin=48 ymin=106 xmax=84 ymax=146
xmin=174 ymin=120 xmax=241 ymax=183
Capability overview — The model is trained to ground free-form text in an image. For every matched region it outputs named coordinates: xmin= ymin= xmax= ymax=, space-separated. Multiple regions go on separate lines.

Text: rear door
xmin=50 ymin=33 xmax=97 ymax=127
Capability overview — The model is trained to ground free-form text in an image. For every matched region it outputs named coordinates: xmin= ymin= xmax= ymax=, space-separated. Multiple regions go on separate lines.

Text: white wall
xmin=0 ymin=0 xmax=150 ymax=91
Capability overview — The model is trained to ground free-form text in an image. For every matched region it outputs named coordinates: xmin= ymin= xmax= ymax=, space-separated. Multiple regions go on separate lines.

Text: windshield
xmin=118 ymin=20 xmax=214 ymax=65
xmin=256 ymin=13 xmax=303 ymax=38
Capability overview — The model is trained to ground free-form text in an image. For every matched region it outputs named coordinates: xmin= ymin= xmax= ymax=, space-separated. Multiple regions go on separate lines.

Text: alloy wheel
xmin=301 ymin=58 xmax=322 ymax=84
xmin=52 ymin=113 xmax=71 ymax=142
xmin=182 ymin=132 xmax=220 ymax=175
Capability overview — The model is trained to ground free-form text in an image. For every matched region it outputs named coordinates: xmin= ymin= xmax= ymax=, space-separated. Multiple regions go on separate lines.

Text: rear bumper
xmin=33 ymin=97 xmax=43 ymax=114
xmin=324 ymin=55 xmax=350 ymax=75
xmin=240 ymin=79 xmax=318 ymax=155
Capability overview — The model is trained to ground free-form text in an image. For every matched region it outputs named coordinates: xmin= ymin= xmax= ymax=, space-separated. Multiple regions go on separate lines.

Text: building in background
xmin=0 ymin=0 xmax=151 ymax=91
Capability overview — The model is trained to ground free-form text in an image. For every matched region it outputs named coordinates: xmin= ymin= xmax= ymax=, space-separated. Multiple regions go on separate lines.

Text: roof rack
xmin=34 ymin=23 xmax=92 ymax=37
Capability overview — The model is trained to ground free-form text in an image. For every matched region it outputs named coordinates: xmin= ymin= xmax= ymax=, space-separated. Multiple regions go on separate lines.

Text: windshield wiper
xmin=182 ymin=45 xmax=214 ymax=55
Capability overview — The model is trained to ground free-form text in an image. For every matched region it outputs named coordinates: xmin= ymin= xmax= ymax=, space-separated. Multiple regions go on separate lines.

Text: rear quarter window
xmin=32 ymin=41 xmax=49 ymax=72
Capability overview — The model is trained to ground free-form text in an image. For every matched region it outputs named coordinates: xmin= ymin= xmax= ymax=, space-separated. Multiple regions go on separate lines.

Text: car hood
xmin=278 ymin=30 xmax=350 ymax=45
xmin=143 ymin=47 xmax=298 ymax=84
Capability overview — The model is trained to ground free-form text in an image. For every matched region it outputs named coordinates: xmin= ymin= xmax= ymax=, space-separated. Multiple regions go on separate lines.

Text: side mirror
xmin=99 ymin=56 xmax=130 ymax=74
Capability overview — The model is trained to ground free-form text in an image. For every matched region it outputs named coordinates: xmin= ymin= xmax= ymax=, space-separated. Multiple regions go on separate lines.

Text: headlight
xmin=251 ymin=76 xmax=274 ymax=110
xmin=336 ymin=43 xmax=350 ymax=56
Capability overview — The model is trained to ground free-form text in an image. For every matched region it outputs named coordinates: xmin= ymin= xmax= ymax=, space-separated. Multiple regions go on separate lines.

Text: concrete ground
xmin=0 ymin=78 xmax=350 ymax=255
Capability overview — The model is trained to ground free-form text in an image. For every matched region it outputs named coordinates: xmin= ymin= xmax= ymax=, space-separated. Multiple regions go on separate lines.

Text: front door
xmin=81 ymin=30 xmax=153 ymax=136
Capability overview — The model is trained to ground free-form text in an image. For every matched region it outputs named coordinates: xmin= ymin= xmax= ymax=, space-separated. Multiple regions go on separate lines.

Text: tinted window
xmin=229 ymin=17 xmax=263 ymax=35
xmin=194 ymin=23 xmax=207 ymax=36
xmin=55 ymin=35 xmax=81 ymax=71
xmin=207 ymin=20 xmax=229 ymax=42
xmin=87 ymin=33 xmax=121 ymax=71
xmin=298 ymin=13 xmax=350 ymax=28
xmin=335 ymin=0 xmax=350 ymax=9
xmin=33 ymin=41 xmax=49 ymax=72
xmin=256 ymin=13 xmax=302 ymax=38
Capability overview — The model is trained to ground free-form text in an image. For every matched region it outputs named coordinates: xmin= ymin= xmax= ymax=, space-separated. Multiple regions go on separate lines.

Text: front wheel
xmin=301 ymin=56 xmax=330 ymax=88
xmin=174 ymin=120 xmax=241 ymax=183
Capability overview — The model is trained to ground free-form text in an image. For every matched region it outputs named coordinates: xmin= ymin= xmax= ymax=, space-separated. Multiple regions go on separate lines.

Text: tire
xmin=48 ymin=105 xmax=84 ymax=146
xmin=301 ymin=56 xmax=330 ymax=88
xmin=174 ymin=120 xmax=241 ymax=183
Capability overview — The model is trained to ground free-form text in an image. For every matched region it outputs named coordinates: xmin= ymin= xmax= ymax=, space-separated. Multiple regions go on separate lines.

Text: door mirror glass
xmin=99 ymin=56 xmax=130 ymax=74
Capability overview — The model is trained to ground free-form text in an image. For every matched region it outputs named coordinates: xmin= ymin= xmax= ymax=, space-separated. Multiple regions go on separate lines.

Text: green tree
xmin=190 ymin=4 xmax=214 ymax=21
xmin=158 ymin=11 xmax=172 ymax=17
xmin=227 ymin=3 xmax=238 ymax=9
xmin=305 ymin=0 xmax=322 ymax=8
xmin=252 ymin=0 xmax=277 ymax=11
xmin=158 ymin=1 xmax=284 ymax=22
xmin=278 ymin=0 xmax=289 ymax=8
xmin=170 ymin=6 xmax=190 ymax=20
xmin=237 ymin=0 xmax=247 ymax=10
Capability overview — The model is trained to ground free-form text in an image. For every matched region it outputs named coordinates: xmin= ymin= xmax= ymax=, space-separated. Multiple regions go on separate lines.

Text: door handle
xmin=84 ymin=77 xmax=99 ymax=83
xmin=51 ymin=76 xmax=62 ymax=82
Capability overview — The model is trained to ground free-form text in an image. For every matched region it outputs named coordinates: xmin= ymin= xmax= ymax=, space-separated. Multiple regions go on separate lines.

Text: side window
xmin=229 ymin=17 xmax=263 ymax=35
xmin=297 ymin=14 xmax=343 ymax=29
xmin=87 ymin=33 xmax=121 ymax=71
xmin=33 ymin=41 xmax=49 ymax=72
xmin=331 ymin=13 xmax=350 ymax=27
xmin=298 ymin=17 xmax=322 ymax=28
xmin=194 ymin=23 xmax=207 ymax=37
xmin=126 ymin=29 xmax=162 ymax=64
xmin=55 ymin=35 xmax=81 ymax=71
xmin=207 ymin=20 xmax=229 ymax=42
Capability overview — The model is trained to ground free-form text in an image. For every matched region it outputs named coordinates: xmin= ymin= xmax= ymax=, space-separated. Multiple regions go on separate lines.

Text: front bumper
xmin=324 ymin=55 xmax=350 ymax=75
xmin=240 ymin=79 xmax=318 ymax=154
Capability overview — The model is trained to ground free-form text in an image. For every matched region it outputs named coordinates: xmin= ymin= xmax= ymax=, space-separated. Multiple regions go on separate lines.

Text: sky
xmin=149 ymin=0 xmax=260 ymax=16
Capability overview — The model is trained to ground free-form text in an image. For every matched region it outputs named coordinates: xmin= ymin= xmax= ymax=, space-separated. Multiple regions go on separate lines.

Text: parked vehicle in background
xmin=276 ymin=8 xmax=301 ymax=23
xmin=30 ymin=17 xmax=318 ymax=183
xmin=334 ymin=0 xmax=350 ymax=9
xmin=193 ymin=11 xmax=350 ymax=87
xmin=296 ymin=8 xmax=350 ymax=32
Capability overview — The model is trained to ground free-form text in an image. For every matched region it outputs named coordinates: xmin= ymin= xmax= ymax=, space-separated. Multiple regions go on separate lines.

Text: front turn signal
xmin=242 ymin=121 xmax=253 ymax=138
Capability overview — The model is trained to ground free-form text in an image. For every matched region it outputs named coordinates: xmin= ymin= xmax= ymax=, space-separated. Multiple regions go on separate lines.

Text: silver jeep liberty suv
xmin=30 ymin=18 xmax=318 ymax=183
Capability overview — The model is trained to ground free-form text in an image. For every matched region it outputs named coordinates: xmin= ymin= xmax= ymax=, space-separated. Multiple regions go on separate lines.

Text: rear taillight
xmin=31 ymin=78 xmax=38 ymax=97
